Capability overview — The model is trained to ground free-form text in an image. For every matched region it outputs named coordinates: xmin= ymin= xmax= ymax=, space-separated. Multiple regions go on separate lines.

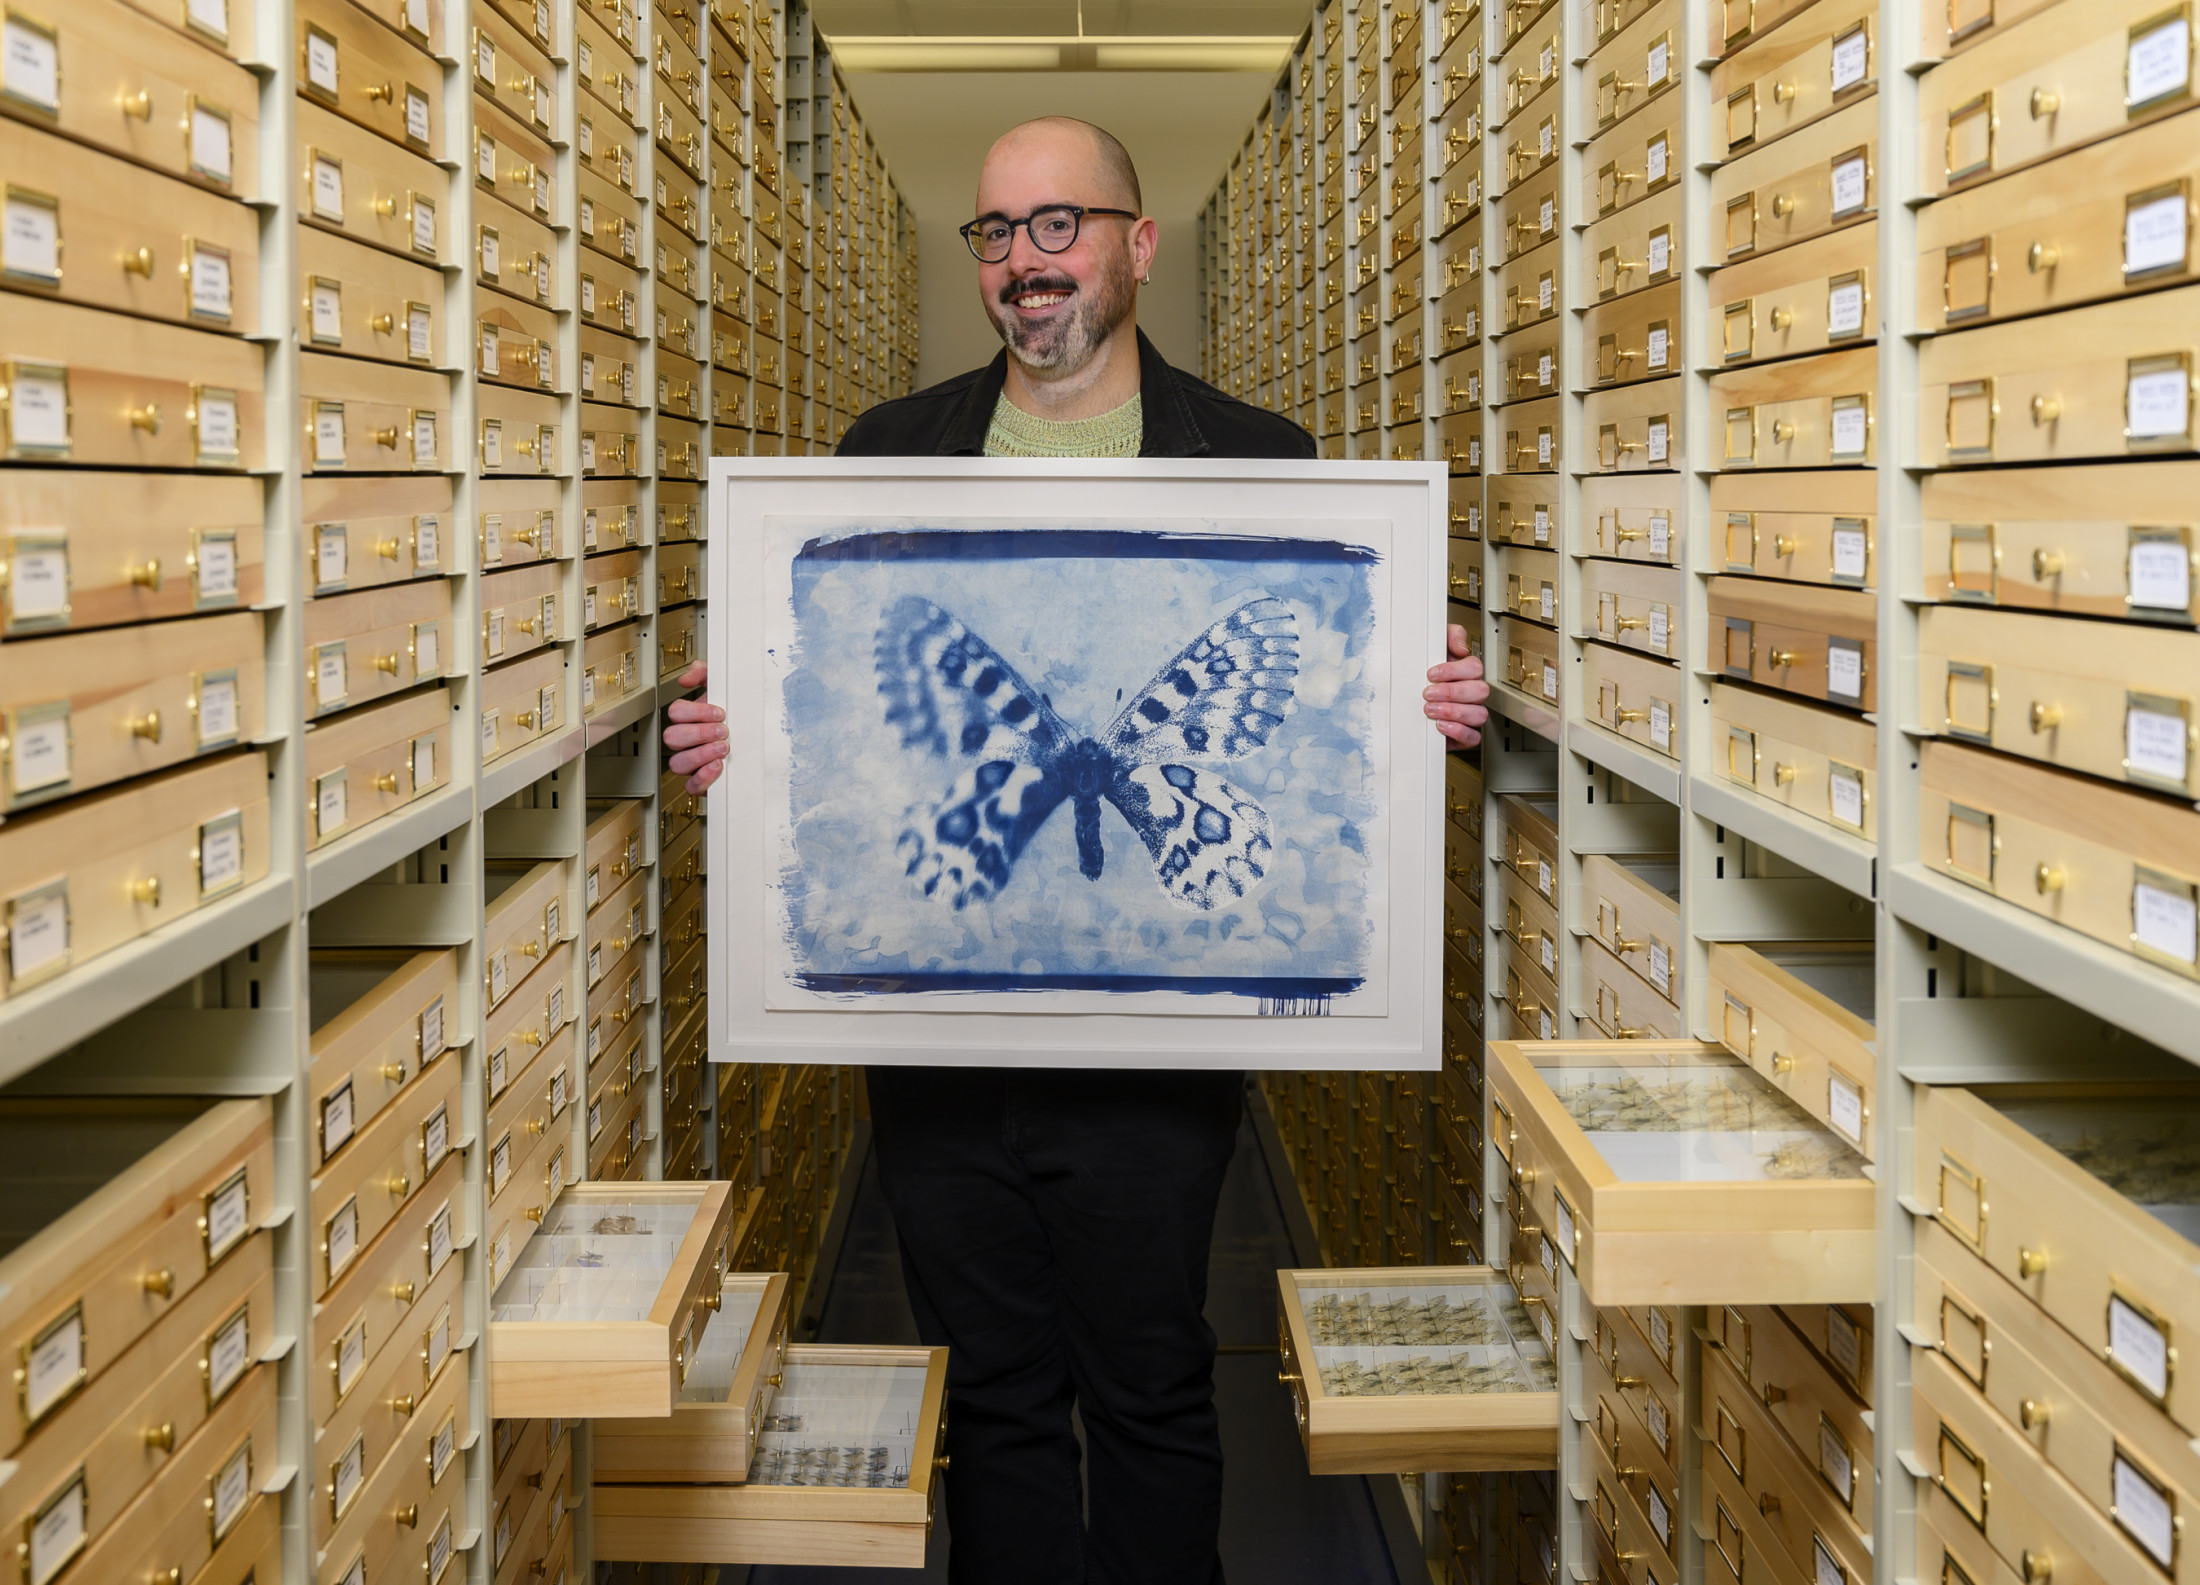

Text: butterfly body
xmin=877 ymin=595 xmax=1300 ymax=913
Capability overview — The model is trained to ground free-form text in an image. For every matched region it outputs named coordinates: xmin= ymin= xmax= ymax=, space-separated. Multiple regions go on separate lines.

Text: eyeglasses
xmin=960 ymin=204 xmax=1138 ymax=263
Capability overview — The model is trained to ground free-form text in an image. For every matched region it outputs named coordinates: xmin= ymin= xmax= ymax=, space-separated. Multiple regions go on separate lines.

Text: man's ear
xmin=1133 ymin=216 xmax=1159 ymax=284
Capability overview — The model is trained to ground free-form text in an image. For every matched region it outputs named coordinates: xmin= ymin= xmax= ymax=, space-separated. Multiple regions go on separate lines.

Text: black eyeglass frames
xmin=960 ymin=204 xmax=1139 ymax=262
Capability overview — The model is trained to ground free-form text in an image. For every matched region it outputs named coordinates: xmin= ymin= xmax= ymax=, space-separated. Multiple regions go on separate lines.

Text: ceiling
xmin=812 ymin=0 xmax=1313 ymax=35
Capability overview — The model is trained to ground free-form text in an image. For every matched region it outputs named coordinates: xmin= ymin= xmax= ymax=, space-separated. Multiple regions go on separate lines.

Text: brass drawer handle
xmin=143 ymin=1267 xmax=175 ymax=1298
xmin=390 ymin=1393 xmax=415 ymax=1416
xmin=2018 ymin=1246 xmax=2049 ymax=1277
xmin=128 ymin=876 xmax=162 ymax=906
xmin=2029 ymin=701 xmax=2061 ymax=732
xmin=129 ymin=710 xmax=163 ymax=742
xmin=366 ymin=80 xmax=395 ymax=102
xmin=2032 ymin=549 xmax=2065 ymax=578
xmin=2035 ymin=864 xmax=2066 ymax=893
xmin=2029 ymin=87 xmax=2058 ymax=118
xmin=1773 ymin=762 xmax=1797 ymax=786
xmin=373 ymin=771 xmax=399 ymax=794
xmin=391 ymin=1279 xmax=415 ymax=1303
xmin=385 ymin=1172 xmax=409 ymax=1197
xmin=395 ymin=1504 xmax=419 ymax=1528
xmin=2027 ymin=241 xmax=2059 ymax=273
xmin=1767 ymin=647 xmax=1804 ymax=668
xmin=122 ymin=246 xmax=155 ymax=277
xmin=129 ymin=403 xmax=162 ymax=435
xmin=2030 ymin=395 xmax=2061 ymax=425
xmin=144 ymin=1421 xmax=176 ymax=1452
xmin=2020 ymin=1397 xmax=2051 ymax=1430
xmin=128 ymin=557 xmax=164 ymax=590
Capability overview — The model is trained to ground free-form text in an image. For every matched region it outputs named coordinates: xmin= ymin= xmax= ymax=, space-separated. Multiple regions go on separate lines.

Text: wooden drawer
xmin=582 ymin=401 xmax=643 ymax=477
xmin=1711 ymin=0 xmax=1876 ymax=161
xmin=316 ymin=1325 xmax=469 ymax=1585
xmin=658 ymin=603 xmax=700 ymax=680
xmin=312 ymin=1045 xmax=458 ymax=1300
xmin=658 ymin=415 xmax=704 ymax=480
xmin=1922 ymin=461 xmax=2200 ymax=622
xmin=196 ymin=1487 xmax=279 ymax=1585
xmin=1583 ymin=282 xmax=1682 ymax=390
xmin=1584 ymin=1433 xmax=1676 ymax=1585
xmin=304 ymin=688 xmax=449 ymax=849
xmin=1495 ymin=792 xmax=1560 ymax=903
xmin=480 ymin=646 xmax=562 ymax=763
xmin=1581 ymin=558 xmax=1679 ymax=659
xmin=60 ymin=1360 xmax=274 ymax=1585
xmin=1699 ymin=1376 xmax=1860 ymax=1585
xmin=585 ymin=1275 xmax=783 ymax=1487
xmin=583 ymin=620 xmax=644 ymax=716
xmin=1583 ymin=642 xmax=1680 ymax=757
xmin=299 ymin=100 xmax=446 ymax=264
xmin=1500 ymin=396 xmax=1561 ymax=474
xmin=593 ymin=1342 xmax=947 ymax=1566
xmin=1497 ymin=239 xmax=1560 ymax=336
xmin=483 ymin=859 xmax=568 ymax=1013
xmin=1713 ymin=222 xmax=1876 ymax=368
xmin=579 ymin=326 xmax=642 ymax=406
xmin=476 ymin=99 xmax=556 ymax=226
xmin=1584 ymin=1386 xmax=1681 ymax=1567
xmin=1583 ymin=78 xmax=1683 ymax=221
xmin=301 ymin=354 xmax=446 ymax=475
xmin=1496 ymin=545 xmax=1561 ymax=628
xmin=471 ymin=5 xmax=556 ymax=138
xmin=1712 ymin=470 xmax=1875 ymax=586
xmin=298 ymin=0 xmax=441 ymax=156
xmin=1715 ymin=346 xmax=1878 ymax=468
xmin=1493 ymin=933 xmax=1560 ymax=1042
xmin=1577 ymin=473 xmax=1678 ymax=564
xmin=1913 ymin=1215 xmax=2200 ymax=1554
xmin=583 ymin=549 xmax=644 ymax=630
xmin=1710 ymin=577 xmax=1876 ymax=710
xmin=1920 ymin=737 xmax=2199 ymax=975
xmin=2 ymin=611 xmax=262 ymax=811
xmin=1713 ymin=679 xmax=1878 ymax=838
xmin=479 ymin=477 xmax=561 ymax=566
xmin=576 ymin=103 xmax=638 ymax=202
xmin=1581 ymin=853 xmax=1680 ymax=1006
xmin=484 ymin=940 xmax=572 ymax=1093
xmin=1490 ymin=1039 xmax=1873 ymax=1305
xmin=1497 ymin=612 xmax=1561 ymax=710
xmin=1920 ymin=283 xmax=2200 ymax=466
xmin=0 ymin=473 xmax=259 ymax=637
xmin=1496 ymin=862 xmax=1560 ymax=982
xmin=1588 ymin=1305 xmax=1680 ymax=1460
xmin=1585 ymin=184 xmax=1683 ymax=305
xmin=1580 ymin=935 xmax=1681 ymax=1040
xmin=0 ymin=0 xmax=259 ymax=194
xmin=1708 ymin=942 xmax=1875 ymax=1154
xmin=1501 ymin=325 xmax=1561 ymax=405
xmin=1584 ymin=377 xmax=1681 ymax=471
xmin=1912 ymin=1344 xmax=2180 ymax=1585
xmin=308 ymin=949 xmax=455 ymax=1173
xmin=0 ymin=1098 xmax=271 ymax=1458
xmin=302 ymin=580 xmax=452 ymax=719
xmin=1915 ymin=1075 xmax=2200 ymax=1435
xmin=1918 ymin=603 xmax=2200 ymax=792
xmin=476 ymin=286 xmax=558 ymax=391
xmin=1918 ymin=109 xmax=2200 ymax=334
xmin=0 ymin=751 xmax=270 ymax=990
xmin=309 ymin=1144 xmax=462 ymax=1430
xmin=586 ymin=481 xmax=647 ymax=550
xmin=1712 ymin=97 xmax=1876 ymax=259
xmin=1919 ymin=0 xmax=2196 ymax=197
xmin=657 ymin=348 xmax=704 ymax=419
xmin=478 ymin=385 xmax=558 ymax=477
xmin=0 ymin=297 xmax=262 ymax=469
xmin=574 ymin=13 xmax=640 ymax=131
xmin=476 ymin=193 xmax=555 ymax=309
xmin=1589 ymin=0 xmax=1680 ymax=127
xmin=301 ymin=227 xmax=440 ymax=368
xmin=0 ymin=120 xmax=258 ymax=334
xmin=481 ymin=560 xmax=560 ymax=665
xmin=484 ymin=1040 xmax=572 ymax=1287
xmin=489 ymin=1180 xmax=736 ymax=1418
xmin=1917 ymin=1497 xmax=2023 ymax=1585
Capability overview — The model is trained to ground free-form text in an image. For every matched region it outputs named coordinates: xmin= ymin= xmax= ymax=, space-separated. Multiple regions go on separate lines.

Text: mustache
xmin=1000 ymin=275 xmax=1078 ymax=306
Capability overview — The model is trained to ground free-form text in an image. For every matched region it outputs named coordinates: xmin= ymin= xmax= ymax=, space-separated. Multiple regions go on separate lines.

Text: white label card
xmin=12 ymin=369 xmax=67 ymax=450
xmin=28 ymin=1478 xmax=83 ymax=1585
xmin=427 ymin=1205 xmax=453 ymax=1275
xmin=1648 ymin=1485 xmax=1670 ymax=1545
xmin=1649 ymin=939 xmax=1671 ymax=992
xmin=315 ymin=407 xmax=345 ymax=464
xmin=412 ymin=734 xmax=434 ymax=790
xmin=10 ymin=708 xmax=68 ymax=791
xmin=322 ymin=1079 xmax=354 ymax=1158
xmin=207 ymin=1305 xmax=249 ymax=1401
xmin=1534 ymin=506 xmax=1550 ymax=543
xmin=1646 ymin=1394 xmax=1670 ymax=1454
xmin=1819 ymin=1421 xmax=1854 ymax=1502
xmin=2126 ymin=191 xmax=2186 ymax=276
xmin=423 ymin=1103 xmax=449 ymax=1173
xmin=2129 ymin=15 xmax=2191 ymax=107
xmin=333 ymin=1433 xmax=364 ymax=1517
xmin=187 ymin=0 xmax=227 ymax=38
xmin=312 ymin=155 xmax=345 ymax=220
xmin=307 ymin=31 xmax=339 ymax=94
xmin=1830 ymin=766 xmax=1866 ymax=828
xmin=1828 ymin=642 xmax=1864 ymax=699
xmin=1833 ymin=524 xmax=1868 ymax=580
xmin=2134 ymin=877 xmax=2198 ymax=963
xmin=2130 ymin=364 xmax=2191 ymax=438
xmin=2130 ymin=536 xmax=2193 ymax=611
xmin=1831 ymin=155 xmax=1867 ymax=215
xmin=193 ymin=107 xmax=232 ymax=182
xmin=326 ymin=1198 xmax=358 ymax=1277
xmin=1649 ymin=605 xmax=1670 ymax=653
xmin=2113 ymin=1455 xmax=2176 ymax=1568
xmin=2126 ymin=703 xmax=2189 ymax=783
xmin=24 ymin=1313 xmax=80 ymax=1422
xmin=3 ymin=194 xmax=57 ymax=282
xmin=312 ymin=282 xmax=343 ymax=342
xmin=3 ymin=18 xmax=58 ymax=112
xmin=1539 ymin=197 xmax=1553 ymax=235
xmin=336 ymin=1320 xmax=365 ymax=1397
xmin=1831 ymin=26 xmax=1868 ymax=91
xmin=316 ymin=647 xmax=346 ymax=706
xmin=1649 ymin=230 xmax=1670 ymax=275
xmin=1815 ymin=1537 xmax=1847 ymax=1585
xmin=1828 ymin=279 xmax=1865 ymax=337
xmin=1541 ymin=663 xmax=1558 ymax=701
xmin=1828 ymin=1070 xmax=1864 ymax=1143
xmin=1648 ymin=325 xmax=1668 ymax=369
xmin=1651 ymin=513 xmax=1671 ymax=557
xmin=1646 ymin=137 xmax=1667 ymax=184
xmin=191 ymin=248 xmax=232 ymax=320
xmin=195 ymin=391 xmax=238 ymax=460
xmin=2109 ymin=1294 xmax=2172 ymax=1399
xmin=1647 ymin=39 xmax=1669 ymax=82
xmin=1648 ymin=419 xmax=1669 ymax=463
xmin=212 ymin=1443 xmax=250 ymax=1540
xmin=1832 ymin=401 xmax=1869 ymax=456
xmin=205 ymin=1170 xmax=248 ymax=1258
xmin=405 ymin=0 xmax=428 ymax=32
xmin=421 ymin=995 xmax=443 ymax=1057
xmin=316 ymin=523 xmax=347 ymax=586
xmin=406 ymin=87 xmax=430 ymax=145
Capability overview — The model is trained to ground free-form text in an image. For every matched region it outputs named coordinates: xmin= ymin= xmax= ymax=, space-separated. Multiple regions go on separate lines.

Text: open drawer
xmin=488 ymin=1181 xmax=736 ymax=1417
xmin=1276 ymin=1267 xmax=1559 ymax=1475
xmin=593 ymin=1271 xmax=793 ymax=1482
xmin=1489 ymin=1040 xmax=1873 ymax=1306
xmin=593 ymin=1343 xmax=950 ymax=1569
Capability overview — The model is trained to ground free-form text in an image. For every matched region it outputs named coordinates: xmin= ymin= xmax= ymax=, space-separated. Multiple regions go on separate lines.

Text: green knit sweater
xmin=983 ymin=391 xmax=1144 ymax=457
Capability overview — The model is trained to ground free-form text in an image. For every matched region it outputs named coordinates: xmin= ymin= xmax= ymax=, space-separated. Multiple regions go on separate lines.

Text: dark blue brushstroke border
xmin=795 ymin=527 xmax=1381 ymax=565
xmin=794 ymin=971 xmax=1365 ymax=997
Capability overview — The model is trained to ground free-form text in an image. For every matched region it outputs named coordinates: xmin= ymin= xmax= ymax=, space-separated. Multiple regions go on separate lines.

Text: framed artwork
xmin=707 ymin=458 xmax=1447 ymax=1070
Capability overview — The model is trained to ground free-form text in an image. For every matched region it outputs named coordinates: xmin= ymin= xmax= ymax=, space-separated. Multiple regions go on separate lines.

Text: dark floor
xmin=745 ymin=1094 xmax=1400 ymax=1584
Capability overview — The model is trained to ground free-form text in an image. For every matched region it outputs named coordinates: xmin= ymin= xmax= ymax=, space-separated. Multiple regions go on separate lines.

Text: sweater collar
xmin=935 ymin=328 xmax=1210 ymax=458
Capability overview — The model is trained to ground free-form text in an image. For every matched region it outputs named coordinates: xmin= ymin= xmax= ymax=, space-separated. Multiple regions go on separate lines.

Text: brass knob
xmin=1615 ymin=706 xmax=1648 ymax=725
xmin=385 ymin=1172 xmax=409 ymax=1197
xmin=1773 ymin=762 xmax=1797 ymax=786
xmin=525 ymin=1205 xmax=545 ymax=1222
xmin=2036 ymin=863 xmax=2066 ymax=894
xmin=1769 ymin=307 xmax=1793 ymax=331
xmin=390 ymin=1393 xmax=416 ymax=1416
xmin=129 ymin=876 xmax=163 ymax=906
xmin=370 ymin=312 xmax=395 ymax=334
xmin=1770 ymin=192 xmax=1795 ymax=217
xmin=1768 ymin=647 xmax=1802 ymax=668
xmin=2027 ymin=241 xmax=2059 ymax=273
xmin=121 ymin=88 xmax=153 ymax=119
xmin=129 ymin=404 xmax=162 ymax=435
xmin=1771 ymin=1053 xmax=1795 ymax=1075
xmin=379 ymin=1063 xmax=406 ymax=1083
xmin=1772 ymin=78 xmax=1797 ymax=102
xmin=127 ymin=557 xmax=164 ymax=590
xmin=374 ymin=652 xmax=401 ymax=675
xmin=2032 ymin=548 xmax=2066 ymax=578
xmin=2020 ymin=1397 xmax=2051 ymax=1430
xmin=144 ymin=1421 xmax=176 ymax=1451
xmin=366 ymin=80 xmax=394 ymax=102
xmin=2029 ymin=701 xmax=2062 ymax=732
xmin=2028 ymin=87 xmax=2058 ymax=118
xmin=2018 ymin=1246 xmax=2049 ymax=1277
xmin=373 ymin=426 xmax=400 ymax=448
xmin=2023 ymin=1552 xmax=2053 ymax=1584
xmin=2030 ymin=394 xmax=2061 ymax=425
xmin=373 ymin=772 xmax=399 ymax=794
xmin=391 ymin=1280 xmax=416 ymax=1302
xmin=374 ymin=537 xmax=401 ymax=560
xmin=143 ymin=1268 xmax=175 ymax=1298
xmin=372 ymin=195 xmax=399 ymax=217
xmin=1761 ymin=1381 xmax=1788 ymax=1404
xmin=129 ymin=710 xmax=163 ymax=742
xmin=123 ymin=246 xmax=156 ymax=277
xmin=395 ymin=1504 xmax=419 ymax=1528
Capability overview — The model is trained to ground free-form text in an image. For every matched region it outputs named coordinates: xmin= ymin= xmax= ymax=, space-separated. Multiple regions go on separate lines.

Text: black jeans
xmin=867 ymin=1065 xmax=1243 ymax=1585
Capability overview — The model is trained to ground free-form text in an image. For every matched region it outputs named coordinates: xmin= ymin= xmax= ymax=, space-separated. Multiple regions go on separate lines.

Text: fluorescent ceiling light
xmin=829 ymin=35 xmax=1297 ymax=72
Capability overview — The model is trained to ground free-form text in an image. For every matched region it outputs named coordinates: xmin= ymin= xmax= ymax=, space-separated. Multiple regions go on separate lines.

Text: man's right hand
xmin=664 ymin=662 xmax=728 ymax=793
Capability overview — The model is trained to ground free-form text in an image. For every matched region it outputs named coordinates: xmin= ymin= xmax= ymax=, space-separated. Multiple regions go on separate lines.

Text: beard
xmin=984 ymin=248 xmax=1138 ymax=376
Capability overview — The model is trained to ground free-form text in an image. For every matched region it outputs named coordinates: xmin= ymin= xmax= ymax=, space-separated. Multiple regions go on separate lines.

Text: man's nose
xmin=1004 ymin=224 xmax=1054 ymax=272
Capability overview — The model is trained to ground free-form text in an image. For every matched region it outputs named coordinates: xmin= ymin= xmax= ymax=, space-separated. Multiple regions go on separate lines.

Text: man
xmin=666 ymin=117 xmax=1489 ymax=1582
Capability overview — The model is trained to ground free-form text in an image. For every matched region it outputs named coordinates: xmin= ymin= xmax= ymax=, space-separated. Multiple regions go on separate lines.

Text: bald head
xmin=981 ymin=116 xmax=1142 ymax=214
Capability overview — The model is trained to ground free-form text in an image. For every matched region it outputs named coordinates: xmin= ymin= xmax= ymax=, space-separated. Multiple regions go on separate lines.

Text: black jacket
xmin=837 ymin=328 xmax=1316 ymax=461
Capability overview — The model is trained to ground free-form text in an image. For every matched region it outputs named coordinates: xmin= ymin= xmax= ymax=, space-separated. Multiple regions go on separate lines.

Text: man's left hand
xmin=1425 ymin=624 xmax=1490 ymax=748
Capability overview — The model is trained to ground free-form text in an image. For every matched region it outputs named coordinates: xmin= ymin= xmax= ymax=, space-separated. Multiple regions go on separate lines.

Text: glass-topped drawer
xmin=593 ymin=1270 xmax=792 ymax=1482
xmin=488 ymin=1180 xmax=737 ymax=1418
xmin=1276 ymin=1266 xmax=1560 ymax=1475
xmin=592 ymin=1343 xmax=950 ymax=1569
xmin=1490 ymin=1040 xmax=1873 ymax=1306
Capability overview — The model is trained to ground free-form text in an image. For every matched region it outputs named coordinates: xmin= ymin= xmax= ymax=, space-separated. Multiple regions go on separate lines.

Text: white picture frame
xmin=707 ymin=457 xmax=1447 ymax=1070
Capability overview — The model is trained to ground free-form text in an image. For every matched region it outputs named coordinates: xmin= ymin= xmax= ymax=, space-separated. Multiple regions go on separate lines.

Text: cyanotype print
xmin=767 ymin=521 xmax=1386 ymax=1010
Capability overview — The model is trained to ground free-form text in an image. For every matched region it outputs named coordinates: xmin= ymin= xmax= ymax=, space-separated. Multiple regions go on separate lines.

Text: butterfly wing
xmin=876 ymin=596 xmax=1075 ymax=764
xmin=1101 ymin=597 xmax=1299 ymax=765
xmin=1107 ymin=763 xmax=1276 ymax=911
xmin=897 ymin=761 xmax=1070 ymax=911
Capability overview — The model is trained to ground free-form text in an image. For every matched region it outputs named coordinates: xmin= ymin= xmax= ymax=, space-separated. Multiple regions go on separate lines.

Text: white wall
xmin=841 ymin=70 xmax=1277 ymax=389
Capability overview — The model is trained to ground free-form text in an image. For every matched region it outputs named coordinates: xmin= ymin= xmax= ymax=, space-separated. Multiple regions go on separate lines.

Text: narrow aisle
xmin=745 ymin=1090 xmax=1401 ymax=1583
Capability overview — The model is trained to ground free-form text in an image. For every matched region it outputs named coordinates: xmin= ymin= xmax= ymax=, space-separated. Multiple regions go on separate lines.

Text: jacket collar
xmin=933 ymin=328 xmax=1210 ymax=458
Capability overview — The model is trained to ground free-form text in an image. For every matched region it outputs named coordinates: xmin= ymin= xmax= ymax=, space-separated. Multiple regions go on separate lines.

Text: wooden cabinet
xmin=1712 ymin=470 xmax=1875 ymax=585
xmin=1710 ymin=577 xmax=1877 ymax=709
xmin=1713 ymin=680 xmax=1877 ymax=838
xmin=1708 ymin=943 xmax=1876 ymax=1154
xmin=304 ymin=688 xmax=450 ymax=849
xmin=1583 ymin=642 xmax=1680 ymax=756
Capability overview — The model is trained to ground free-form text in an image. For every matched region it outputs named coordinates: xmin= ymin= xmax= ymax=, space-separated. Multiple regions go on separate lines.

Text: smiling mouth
xmin=1005 ymin=280 xmax=1076 ymax=312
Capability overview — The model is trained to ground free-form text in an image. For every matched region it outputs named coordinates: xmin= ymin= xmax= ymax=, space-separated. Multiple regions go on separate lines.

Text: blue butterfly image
xmin=876 ymin=594 xmax=1301 ymax=912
